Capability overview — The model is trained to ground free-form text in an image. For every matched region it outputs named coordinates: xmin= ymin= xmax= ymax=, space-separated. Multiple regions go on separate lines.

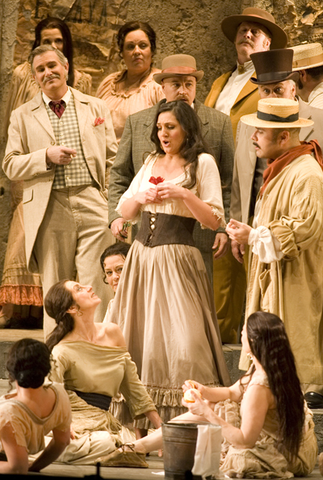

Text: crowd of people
xmin=0 ymin=6 xmax=323 ymax=476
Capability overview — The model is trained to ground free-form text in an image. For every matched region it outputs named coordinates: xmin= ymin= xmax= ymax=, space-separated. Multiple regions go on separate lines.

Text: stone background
xmin=1 ymin=0 xmax=323 ymax=278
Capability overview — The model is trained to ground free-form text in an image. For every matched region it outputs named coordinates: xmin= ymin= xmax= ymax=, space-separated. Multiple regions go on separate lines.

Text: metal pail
xmin=162 ymin=422 xmax=202 ymax=480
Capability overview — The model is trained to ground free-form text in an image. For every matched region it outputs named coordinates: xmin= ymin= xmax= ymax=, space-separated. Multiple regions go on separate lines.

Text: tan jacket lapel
xmin=30 ymin=93 xmax=55 ymax=142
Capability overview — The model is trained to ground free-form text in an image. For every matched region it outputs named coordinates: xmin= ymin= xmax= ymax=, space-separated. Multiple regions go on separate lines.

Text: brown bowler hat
xmin=221 ymin=7 xmax=288 ymax=50
xmin=153 ymin=54 xmax=204 ymax=84
xmin=241 ymin=98 xmax=313 ymax=129
xmin=292 ymin=43 xmax=323 ymax=71
xmin=250 ymin=49 xmax=299 ymax=85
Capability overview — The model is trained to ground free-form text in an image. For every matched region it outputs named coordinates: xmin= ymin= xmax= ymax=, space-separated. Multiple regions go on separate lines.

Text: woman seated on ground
xmin=102 ymin=312 xmax=318 ymax=477
xmin=100 ymin=242 xmax=131 ymax=323
xmin=0 ymin=339 xmax=71 ymax=474
xmin=44 ymin=280 xmax=161 ymax=465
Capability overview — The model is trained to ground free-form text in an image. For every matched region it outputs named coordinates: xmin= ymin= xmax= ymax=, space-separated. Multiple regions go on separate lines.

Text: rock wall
xmin=0 ymin=1 xmax=20 ymax=282
xmin=0 ymin=0 xmax=323 ymax=279
xmin=124 ymin=0 xmax=241 ymax=102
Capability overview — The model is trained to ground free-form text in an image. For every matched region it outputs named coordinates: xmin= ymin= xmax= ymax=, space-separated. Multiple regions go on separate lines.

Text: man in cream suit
xmin=3 ymin=45 xmax=118 ymax=338
xmin=108 ymin=54 xmax=234 ymax=283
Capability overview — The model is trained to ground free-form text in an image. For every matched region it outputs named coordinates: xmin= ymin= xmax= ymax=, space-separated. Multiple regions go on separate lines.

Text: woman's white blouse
xmin=116 ymin=152 xmax=225 ymax=229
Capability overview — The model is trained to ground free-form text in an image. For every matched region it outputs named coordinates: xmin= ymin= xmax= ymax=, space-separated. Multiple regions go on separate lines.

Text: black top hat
xmin=250 ymin=49 xmax=299 ymax=85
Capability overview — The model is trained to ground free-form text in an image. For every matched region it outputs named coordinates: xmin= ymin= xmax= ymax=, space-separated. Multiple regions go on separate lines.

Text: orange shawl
xmin=260 ymin=140 xmax=323 ymax=196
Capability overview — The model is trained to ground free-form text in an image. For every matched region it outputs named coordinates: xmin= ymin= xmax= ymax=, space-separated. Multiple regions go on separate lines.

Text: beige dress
xmin=219 ymin=376 xmax=318 ymax=478
xmin=49 ymin=341 xmax=157 ymax=464
xmin=96 ymin=67 xmax=164 ymax=142
xmin=0 ymin=383 xmax=71 ymax=455
xmin=109 ymin=153 xmax=231 ymax=428
xmin=0 ymin=62 xmax=92 ymax=309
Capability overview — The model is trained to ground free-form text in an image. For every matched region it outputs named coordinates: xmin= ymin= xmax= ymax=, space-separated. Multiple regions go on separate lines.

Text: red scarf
xmin=260 ymin=140 xmax=323 ymax=196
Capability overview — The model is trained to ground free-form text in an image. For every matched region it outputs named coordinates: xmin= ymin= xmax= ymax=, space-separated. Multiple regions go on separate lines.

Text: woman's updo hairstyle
xmin=6 ymin=339 xmax=51 ymax=389
xmin=116 ymin=21 xmax=157 ymax=57
xmin=45 ymin=280 xmax=75 ymax=352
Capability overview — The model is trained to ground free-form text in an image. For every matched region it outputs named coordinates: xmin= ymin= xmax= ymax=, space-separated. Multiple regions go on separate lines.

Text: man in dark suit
xmin=108 ymin=54 xmax=234 ymax=281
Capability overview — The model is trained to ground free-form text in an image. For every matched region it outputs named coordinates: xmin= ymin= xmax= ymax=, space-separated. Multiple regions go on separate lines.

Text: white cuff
xmin=248 ymin=226 xmax=284 ymax=263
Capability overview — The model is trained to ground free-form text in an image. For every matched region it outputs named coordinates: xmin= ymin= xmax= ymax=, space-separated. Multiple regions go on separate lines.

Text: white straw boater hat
xmin=241 ymin=98 xmax=314 ymax=128
xmin=291 ymin=43 xmax=323 ymax=71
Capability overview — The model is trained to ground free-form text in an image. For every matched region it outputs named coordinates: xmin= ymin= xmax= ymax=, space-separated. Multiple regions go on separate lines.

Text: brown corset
xmin=135 ymin=211 xmax=196 ymax=247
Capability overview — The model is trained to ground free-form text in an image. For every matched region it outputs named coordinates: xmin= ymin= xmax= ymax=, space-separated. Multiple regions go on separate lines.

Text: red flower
xmin=149 ymin=176 xmax=164 ymax=185
xmin=94 ymin=117 xmax=105 ymax=126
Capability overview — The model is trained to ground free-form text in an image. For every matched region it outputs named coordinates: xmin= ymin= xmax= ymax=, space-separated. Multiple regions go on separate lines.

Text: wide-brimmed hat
xmin=221 ymin=7 xmax=288 ymax=50
xmin=241 ymin=98 xmax=313 ymax=128
xmin=153 ymin=54 xmax=204 ymax=84
xmin=292 ymin=43 xmax=323 ymax=71
xmin=250 ymin=49 xmax=299 ymax=85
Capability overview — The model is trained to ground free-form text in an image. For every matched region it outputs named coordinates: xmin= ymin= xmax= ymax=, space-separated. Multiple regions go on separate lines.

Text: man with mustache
xmin=225 ymin=48 xmax=297 ymax=344
xmin=205 ymin=7 xmax=288 ymax=139
xmin=204 ymin=7 xmax=288 ymax=344
xmin=226 ymin=97 xmax=323 ymax=407
xmin=108 ymin=54 xmax=234 ymax=282
xmin=3 ymin=45 xmax=118 ymax=338
xmin=231 ymin=48 xmax=297 ymax=262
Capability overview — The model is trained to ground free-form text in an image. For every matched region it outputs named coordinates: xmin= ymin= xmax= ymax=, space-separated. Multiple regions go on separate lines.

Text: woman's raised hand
xmin=156 ymin=182 xmax=186 ymax=200
xmin=182 ymin=390 xmax=210 ymax=417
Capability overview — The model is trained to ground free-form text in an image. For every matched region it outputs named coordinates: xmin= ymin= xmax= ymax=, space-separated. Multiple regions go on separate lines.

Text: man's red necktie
xmin=49 ymin=100 xmax=66 ymax=119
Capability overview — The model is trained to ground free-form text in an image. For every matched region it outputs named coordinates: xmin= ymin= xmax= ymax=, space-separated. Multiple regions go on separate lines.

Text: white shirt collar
xmin=42 ymin=87 xmax=72 ymax=106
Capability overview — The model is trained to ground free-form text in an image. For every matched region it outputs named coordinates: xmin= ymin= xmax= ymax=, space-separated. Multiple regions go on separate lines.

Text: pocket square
xmin=94 ymin=117 xmax=105 ymax=126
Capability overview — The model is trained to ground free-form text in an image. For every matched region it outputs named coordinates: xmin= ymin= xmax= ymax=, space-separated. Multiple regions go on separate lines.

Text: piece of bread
xmin=183 ymin=388 xmax=202 ymax=403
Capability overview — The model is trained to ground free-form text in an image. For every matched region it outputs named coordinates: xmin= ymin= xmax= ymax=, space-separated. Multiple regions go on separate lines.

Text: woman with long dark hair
xmin=0 ymin=339 xmax=71 ymax=473
xmin=102 ymin=312 xmax=317 ymax=477
xmin=108 ymin=100 xmax=230 ymax=429
xmin=44 ymin=279 xmax=161 ymax=465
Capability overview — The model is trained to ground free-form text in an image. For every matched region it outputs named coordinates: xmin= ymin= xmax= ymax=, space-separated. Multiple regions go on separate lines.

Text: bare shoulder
xmin=100 ymin=322 xmax=126 ymax=347
xmin=245 ymin=381 xmax=274 ymax=408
